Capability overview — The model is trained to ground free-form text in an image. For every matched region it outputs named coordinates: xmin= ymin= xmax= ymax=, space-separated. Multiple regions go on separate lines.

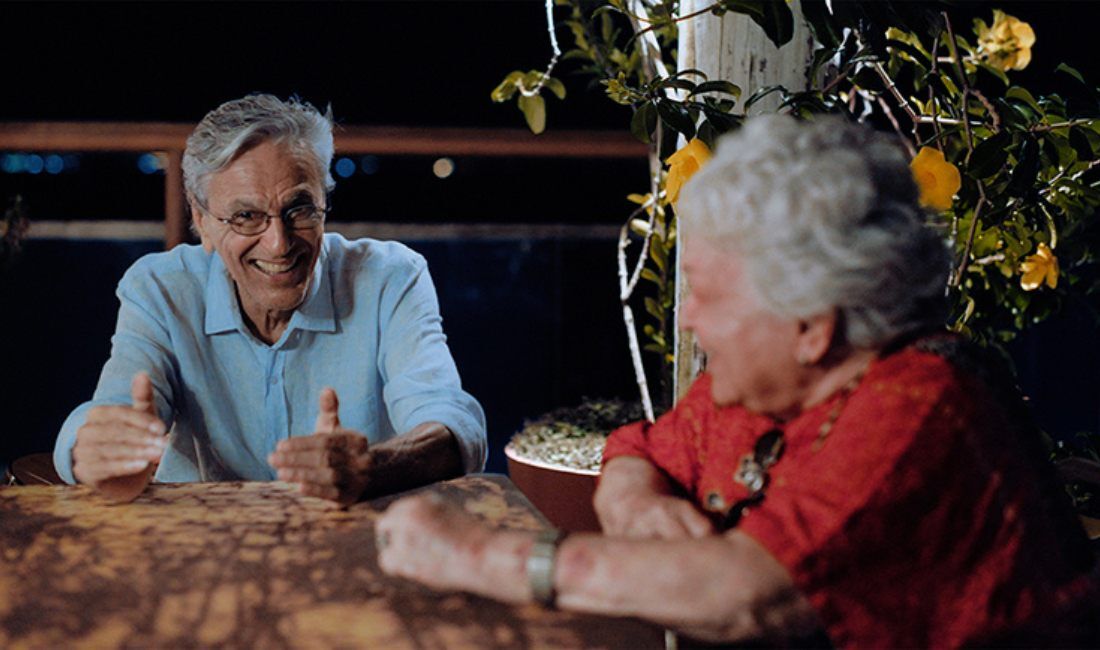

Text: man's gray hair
xmin=678 ymin=115 xmax=950 ymax=348
xmin=182 ymin=94 xmax=335 ymax=209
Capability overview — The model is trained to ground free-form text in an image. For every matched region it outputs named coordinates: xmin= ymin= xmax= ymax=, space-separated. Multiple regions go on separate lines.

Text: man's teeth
xmin=253 ymin=259 xmax=296 ymax=274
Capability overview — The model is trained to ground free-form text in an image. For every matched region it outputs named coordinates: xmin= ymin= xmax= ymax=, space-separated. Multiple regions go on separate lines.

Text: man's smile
xmin=249 ymin=252 xmax=306 ymax=278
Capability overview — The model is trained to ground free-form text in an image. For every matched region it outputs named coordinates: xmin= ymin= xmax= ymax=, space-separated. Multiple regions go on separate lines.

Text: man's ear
xmin=795 ymin=311 xmax=837 ymax=366
xmin=190 ymin=203 xmax=214 ymax=253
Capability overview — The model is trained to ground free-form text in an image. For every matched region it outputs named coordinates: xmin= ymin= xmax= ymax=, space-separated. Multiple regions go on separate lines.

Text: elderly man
xmin=375 ymin=117 xmax=1097 ymax=647
xmin=54 ymin=94 xmax=485 ymax=504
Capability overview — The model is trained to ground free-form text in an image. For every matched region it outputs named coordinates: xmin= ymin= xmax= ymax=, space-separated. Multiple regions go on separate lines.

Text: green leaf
xmin=744 ymin=84 xmax=786 ymax=110
xmin=630 ymin=102 xmax=657 ymax=143
xmin=649 ymin=239 xmax=668 ymax=273
xmin=544 ymin=78 xmax=567 ymax=101
xmin=968 ymin=132 xmax=1011 ymax=179
xmin=720 ymin=0 xmax=794 ymax=48
xmin=1007 ymin=137 xmax=1040 ymax=197
xmin=1070 ymin=126 xmax=1099 ymax=162
xmin=975 ymin=62 xmax=1010 ymax=87
xmin=640 ymin=268 xmax=661 ymax=284
xmin=690 ymin=81 xmax=742 ymax=100
xmin=518 ymin=94 xmax=546 ymax=134
xmin=659 ymin=78 xmax=698 ymax=92
xmin=491 ymin=71 xmax=524 ymax=103
xmin=801 ymin=0 xmax=843 ymax=49
xmin=697 ymin=121 xmax=719 ymax=150
xmin=1006 ymin=87 xmax=1041 ymax=113
xmin=644 ymin=297 xmax=663 ymax=320
xmin=656 ymin=100 xmax=696 ymax=139
xmin=1056 ymin=63 xmax=1088 ymax=86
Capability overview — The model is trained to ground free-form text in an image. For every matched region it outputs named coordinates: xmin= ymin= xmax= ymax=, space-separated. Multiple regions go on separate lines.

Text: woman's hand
xmin=595 ymin=457 xmax=715 ymax=539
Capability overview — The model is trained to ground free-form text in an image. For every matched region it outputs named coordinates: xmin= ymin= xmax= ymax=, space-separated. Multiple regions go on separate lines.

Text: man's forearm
xmin=362 ymin=422 xmax=464 ymax=498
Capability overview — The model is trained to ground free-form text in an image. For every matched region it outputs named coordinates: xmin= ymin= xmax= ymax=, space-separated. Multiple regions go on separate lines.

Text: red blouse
xmin=603 ymin=344 xmax=1097 ymax=648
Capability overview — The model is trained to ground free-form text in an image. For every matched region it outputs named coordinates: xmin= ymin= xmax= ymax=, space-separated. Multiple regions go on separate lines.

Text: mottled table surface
xmin=0 ymin=475 xmax=662 ymax=649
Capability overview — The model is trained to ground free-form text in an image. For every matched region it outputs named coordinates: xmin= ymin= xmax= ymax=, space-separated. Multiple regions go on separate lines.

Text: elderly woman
xmin=377 ymin=116 xmax=1097 ymax=647
xmin=54 ymin=94 xmax=486 ymax=503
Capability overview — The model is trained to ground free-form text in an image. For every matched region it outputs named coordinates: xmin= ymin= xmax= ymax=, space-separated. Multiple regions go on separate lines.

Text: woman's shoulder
xmin=874 ymin=333 xmax=1030 ymax=423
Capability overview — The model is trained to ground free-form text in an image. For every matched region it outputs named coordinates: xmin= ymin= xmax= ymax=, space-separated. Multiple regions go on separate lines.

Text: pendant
xmin=734 ymin=454 xmax=766 ymax=493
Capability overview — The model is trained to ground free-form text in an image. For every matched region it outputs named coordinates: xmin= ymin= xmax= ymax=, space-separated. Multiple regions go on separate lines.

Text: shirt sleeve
xmin=376 ymin=253 xmax=487 ymax=473
xmin=602 ymin=375 xmax=715 ymax=493
xmin=53 ymin=261 xmax=179 ymax=484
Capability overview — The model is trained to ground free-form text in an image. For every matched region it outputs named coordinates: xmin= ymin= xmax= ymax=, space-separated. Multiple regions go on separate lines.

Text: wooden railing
xmin=0 ymin=122 xmax=647 ymax=248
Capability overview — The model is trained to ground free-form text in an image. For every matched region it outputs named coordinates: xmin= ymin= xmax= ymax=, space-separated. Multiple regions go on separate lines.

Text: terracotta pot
xmin=505 ymin=444 xmax=602 ymax=533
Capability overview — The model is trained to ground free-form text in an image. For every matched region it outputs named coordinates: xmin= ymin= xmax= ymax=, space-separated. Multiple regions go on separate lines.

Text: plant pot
xmin=505 ymin=443 xmax=601 ymax=533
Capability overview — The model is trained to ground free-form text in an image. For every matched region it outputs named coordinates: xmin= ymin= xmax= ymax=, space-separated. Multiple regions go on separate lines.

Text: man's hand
xmin=72 ymin=372 xmax=166 ymax=501
xmin=268 ymin=387 xmax=372 ymax=506
xmin=595 ymin=456 xmax=715 ymax=539
xmin=376 ymin=493 xmax=494 ymax=594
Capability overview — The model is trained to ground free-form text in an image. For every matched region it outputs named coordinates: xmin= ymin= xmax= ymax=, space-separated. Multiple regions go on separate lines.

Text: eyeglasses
xmin=719 ymin=427 xmax=785 ymax=531
xmin=209 ymin=204 xmax=330 ymax=236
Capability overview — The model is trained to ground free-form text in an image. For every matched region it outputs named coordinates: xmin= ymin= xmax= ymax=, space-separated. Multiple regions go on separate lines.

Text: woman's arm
xmin=376 ymin=494 xmax=820 ymax=644
xmin=595 ymin=456 xmax=715 ymax=539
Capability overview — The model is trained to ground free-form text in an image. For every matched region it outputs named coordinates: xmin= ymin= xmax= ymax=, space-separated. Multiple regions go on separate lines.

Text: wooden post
xmin=164 ymin=150 xmax=188 ymax=249
xmin=673 ymin=1 xmax=816 ymax=400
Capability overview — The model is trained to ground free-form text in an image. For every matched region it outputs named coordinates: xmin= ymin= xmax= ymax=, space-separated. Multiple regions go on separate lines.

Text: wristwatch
xmin=526 ymin=527 xmax=567 ymax=607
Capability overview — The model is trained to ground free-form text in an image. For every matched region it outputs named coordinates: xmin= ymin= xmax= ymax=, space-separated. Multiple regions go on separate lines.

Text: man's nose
xmin=259 ymin=214 xmax=293 ymax=254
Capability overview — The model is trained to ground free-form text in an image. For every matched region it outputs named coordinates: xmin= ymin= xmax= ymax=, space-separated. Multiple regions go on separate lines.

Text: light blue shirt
xmin=54 ymin=233 xmax=486 ymax=483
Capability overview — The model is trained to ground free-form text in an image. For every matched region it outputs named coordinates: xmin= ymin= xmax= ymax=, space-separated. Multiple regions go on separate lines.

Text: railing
xmin=0 ymin=122 xmax=647 ymax=248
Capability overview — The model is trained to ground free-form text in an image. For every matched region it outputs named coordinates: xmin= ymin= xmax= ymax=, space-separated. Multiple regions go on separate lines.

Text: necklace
xmin=811 ymin=366 xmax=867 ymax=452
xmin=721 ymin=358 xmax=873 ymax=530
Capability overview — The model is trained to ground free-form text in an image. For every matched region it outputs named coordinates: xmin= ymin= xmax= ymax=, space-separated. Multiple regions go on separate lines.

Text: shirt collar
xmin=203 ymin=240 xmax=335 ymax=337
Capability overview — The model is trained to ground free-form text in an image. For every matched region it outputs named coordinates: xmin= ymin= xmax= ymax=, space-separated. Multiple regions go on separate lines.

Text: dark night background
xmin=1 ymin=1 xmax=1098 ymax=474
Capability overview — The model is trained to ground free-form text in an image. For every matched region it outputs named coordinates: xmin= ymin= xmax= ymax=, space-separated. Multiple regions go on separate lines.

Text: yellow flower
xmin=910 ymin=146 xmax=961 ymax=212
xmin=1019 ymin=242 xmax=1059 ymax=291
xmin=665 ymin=138 xmax=711 ymax=204
xmin=977 ymin=10 xmax=1035 ymax=72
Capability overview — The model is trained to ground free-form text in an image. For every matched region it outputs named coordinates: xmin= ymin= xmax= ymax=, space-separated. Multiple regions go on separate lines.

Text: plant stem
xmin=951 ymin=186 xmax=987 ymax=287
xmin=942 ymin=13 xmax=976 ymax=163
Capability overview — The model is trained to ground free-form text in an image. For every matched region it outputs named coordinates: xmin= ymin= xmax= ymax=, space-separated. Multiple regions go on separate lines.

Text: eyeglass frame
xmin=203 ymin=201 xmax=331 ymax=236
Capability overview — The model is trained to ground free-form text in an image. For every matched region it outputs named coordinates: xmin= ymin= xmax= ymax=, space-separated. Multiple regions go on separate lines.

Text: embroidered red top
xmin=603 ymin=343 xmax=1097 ymax=648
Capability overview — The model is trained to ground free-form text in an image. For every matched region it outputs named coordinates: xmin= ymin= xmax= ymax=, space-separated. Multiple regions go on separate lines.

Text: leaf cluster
xmin=495 ymin=0 xmax=1100 ymax=374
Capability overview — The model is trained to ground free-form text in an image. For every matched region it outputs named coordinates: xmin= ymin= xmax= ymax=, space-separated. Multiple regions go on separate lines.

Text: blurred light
xmin=45 ymin=154 xmax=64 ymax=174
xmin=25 ymin=154 xmax=44 ymax=174
xmin=0 ymin=154 xmax=20 ymax=174
xmin=432 ymin=157 xmax=455 ymax=179
xmin=334 ymin=157 xmax=356 ymax=178
xmin=137 ymin=152 xmax=164 ymax=175
xmin=360 ymin=155 xmax=380 ymax=175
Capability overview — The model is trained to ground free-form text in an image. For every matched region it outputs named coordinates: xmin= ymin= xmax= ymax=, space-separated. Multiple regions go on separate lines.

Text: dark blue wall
xmin=0 ymin=236 xmax=639 ymax=475
xmin=1 ymin=237 xmax=1097 ymax=476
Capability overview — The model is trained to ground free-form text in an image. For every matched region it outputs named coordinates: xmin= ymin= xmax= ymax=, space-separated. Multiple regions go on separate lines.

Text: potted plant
xmin=506 ymin=400 xmax=643 ymax=531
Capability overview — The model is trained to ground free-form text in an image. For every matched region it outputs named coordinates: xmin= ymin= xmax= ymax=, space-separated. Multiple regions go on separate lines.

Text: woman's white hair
xmin=182 ymin=94 xmax=335 ymax=209
xmin=677 ymin=115 xmax=950 ymax=348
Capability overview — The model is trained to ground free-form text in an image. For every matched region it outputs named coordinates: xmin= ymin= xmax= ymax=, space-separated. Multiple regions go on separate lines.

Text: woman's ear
xmin=795 ymin=311 xmax=837 ymax=366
